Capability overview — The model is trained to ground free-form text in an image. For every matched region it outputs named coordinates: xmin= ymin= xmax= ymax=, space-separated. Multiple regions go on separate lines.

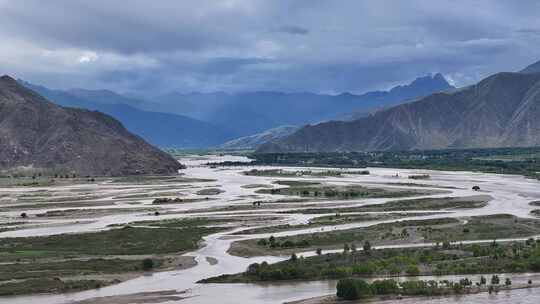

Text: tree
xmin=491 ymin=275 xmax=500 ymax=285
xmin=20 ymin=212 xmax=27 ymax=218
xmin=505 ymin=278 xmax=512 ymax=286
xmin=290 ymin=253 xmax=298 ymax=262
xmin=246 ymin=263 xmax=260 ymax=275
xmin=442 ymin=240 xmax=451 ymax=249
xmin=363 ymin=240 xmax=372 ymax=253
xmin=142 ymin=258 xmax=154 ymax=270
xmin=336 ymin=279 xmax=372 ymax=300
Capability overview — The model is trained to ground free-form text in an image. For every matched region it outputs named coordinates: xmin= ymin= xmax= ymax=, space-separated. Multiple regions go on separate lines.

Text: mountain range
xmin=0 ymin=76 xmax=182 ymax=176
xmin=144 ymin=74 xmax=454 ymax=137
xmin=21 ymin=83 xmax=235 ymax=148
xmin=258 ymin=60 xmax=540 ymax=153
xmin=19 ymin=74 xmax=453 ymax=148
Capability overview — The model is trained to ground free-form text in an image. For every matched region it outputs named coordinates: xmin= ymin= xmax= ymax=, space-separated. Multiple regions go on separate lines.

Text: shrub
xmin=406 ymin=265 xmax=420 ymax=276
xmin=246 ymin=263 xmax=260 ymax=275
xmin=142 ymin=258 xmax=154 ymax=270
xmin=290 ymin=253 xmax=298 ymax=262
xmin=336 ymin=278 xmax=372 ymax=300
xmin=363 ymin=240 xmax=371 ymax=253
xmin=371 ymin=279 xmax=398 ymax=295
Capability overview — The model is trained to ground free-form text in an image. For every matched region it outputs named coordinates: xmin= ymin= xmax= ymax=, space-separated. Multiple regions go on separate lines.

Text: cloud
xmin=1 ymin=0 xmax=540 ymax=94
xmin=78 ymin=52 xmax=99 ymax=63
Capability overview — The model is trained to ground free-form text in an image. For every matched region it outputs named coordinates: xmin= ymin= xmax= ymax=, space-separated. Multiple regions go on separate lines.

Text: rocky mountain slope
xmin=220 ymin=125 xmax=299 ymax=150
xmin=258 ymin=66 xmax=540 ymax=153
xmin=0 ymin=75 xmax=182 ymax=176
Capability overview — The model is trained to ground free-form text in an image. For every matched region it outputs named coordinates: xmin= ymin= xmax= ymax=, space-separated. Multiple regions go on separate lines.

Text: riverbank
xmin=0 ymin=219 xmax=224 ymax=295
xmin=285 ymin=283 xmax=540 ymax=304
xmin=227 ymin=213 xmax=539 ymax=258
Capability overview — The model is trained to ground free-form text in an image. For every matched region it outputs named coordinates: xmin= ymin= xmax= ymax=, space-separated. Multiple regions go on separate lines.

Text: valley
xmin=1 ymin=154 xmax=540 ymax=304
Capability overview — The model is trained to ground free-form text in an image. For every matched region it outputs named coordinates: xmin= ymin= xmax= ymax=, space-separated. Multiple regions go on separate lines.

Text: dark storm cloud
xmin=0 ymin=0 xmax=539 ymax=94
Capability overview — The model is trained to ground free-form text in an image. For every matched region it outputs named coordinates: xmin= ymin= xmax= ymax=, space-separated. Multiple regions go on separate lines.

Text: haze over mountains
xmin=18 ymin=73 xmax=452 ymax=149
xmin=258 ymin=60 xmax=540 ymax=153
xmin=144 ymin=74 xmax=453 ymax=137
xmin=22 ymin=82 xmax=235 ymax=148
xmin=0 ymin=76 xmax=182 ymax=176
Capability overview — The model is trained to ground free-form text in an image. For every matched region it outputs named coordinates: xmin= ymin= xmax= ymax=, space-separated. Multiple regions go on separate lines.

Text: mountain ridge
xmin=21 ymin=81 xmax=236 ymax=148
xmin=220 ymin=125 xmax=300 ymax=150
xmin=0 ymin=75 xmax=182 ymax=176
xmin=145 ymin=74 xmax=454 ymax=136
xmin=258 ymin=70 xmax=540 ymax=153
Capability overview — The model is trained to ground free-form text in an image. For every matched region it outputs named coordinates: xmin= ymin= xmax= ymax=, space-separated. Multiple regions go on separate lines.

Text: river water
xmin=2 ymin=155 xmax=540 ymax=303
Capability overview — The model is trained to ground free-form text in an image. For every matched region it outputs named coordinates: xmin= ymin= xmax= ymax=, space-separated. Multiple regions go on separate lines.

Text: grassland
xmin=228 ymin=214 xmax=540 ymax=257
xmin=256 ymin=183 xmax=436 ymax=200
xmin=279 ymin=195 xmax=490 ymax=214
xmin=0 ymin=218 xmax=227 ymax=295
xmin=232 ymin=212 xmax=441 ymax=235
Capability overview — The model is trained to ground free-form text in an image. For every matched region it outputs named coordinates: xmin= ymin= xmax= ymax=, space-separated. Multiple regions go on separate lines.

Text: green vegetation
xmin=125 ymin=217 xmax=236 ymax=229
xmin=279 ymin=195 xmax=489 ymax=214
xmin=35 ymin=207 xmax=156 ymax=218
xmin=334 ymin=277 xmax=497 ymax=300
xmin=203 ymin=239 xmax=540 ymax=283
xmin=232 ymin=213 xmax=435 ymax=235
xmin=151 ymin=197 xmax=213 ymax=205
xmin=241 ymin=184 xmax=273 ymax=189
xmin=273 ymin=180 xmax=321 ymax=187
xmin=0 ymin=223 xmax=224 ymax=295
xmin=229 ymin=215 xmax=540 ymax=257
xmin=256 ymin=183 xmax=430 ymax=200
xmin=0 ymin=258 xmax=152 ymax=281
xmin=196 ymin=188 xmax=224 ymax=195
xmin=0 ymin=278 xmax=114 ymax=296
xmin=0 ymin=226 xmax=223 ymax=256
xmin=243 ymin=169 xmax=349 ymax=177
xmin=214 ymin=147 xmax=540 ymax=181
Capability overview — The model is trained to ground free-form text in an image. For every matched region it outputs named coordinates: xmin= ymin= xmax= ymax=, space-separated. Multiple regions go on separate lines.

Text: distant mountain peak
xmin=409 ymin=73 xmax=451 ymax=86
xmin=258 ymin=71 xmax=540 ymax=153
xmin=0 ymin=75 xmax=17 ymax=83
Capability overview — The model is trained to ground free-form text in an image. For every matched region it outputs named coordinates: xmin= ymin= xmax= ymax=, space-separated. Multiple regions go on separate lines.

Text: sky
xmin=1 ymin=0 xmax=540 ymax=96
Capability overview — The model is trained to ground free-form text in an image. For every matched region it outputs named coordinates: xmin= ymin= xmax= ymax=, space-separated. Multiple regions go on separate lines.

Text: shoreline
xmin=0 ymin=255 xmax=197 ymax=297
xmin=285 ymin=283 xmax=540 ymax=304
